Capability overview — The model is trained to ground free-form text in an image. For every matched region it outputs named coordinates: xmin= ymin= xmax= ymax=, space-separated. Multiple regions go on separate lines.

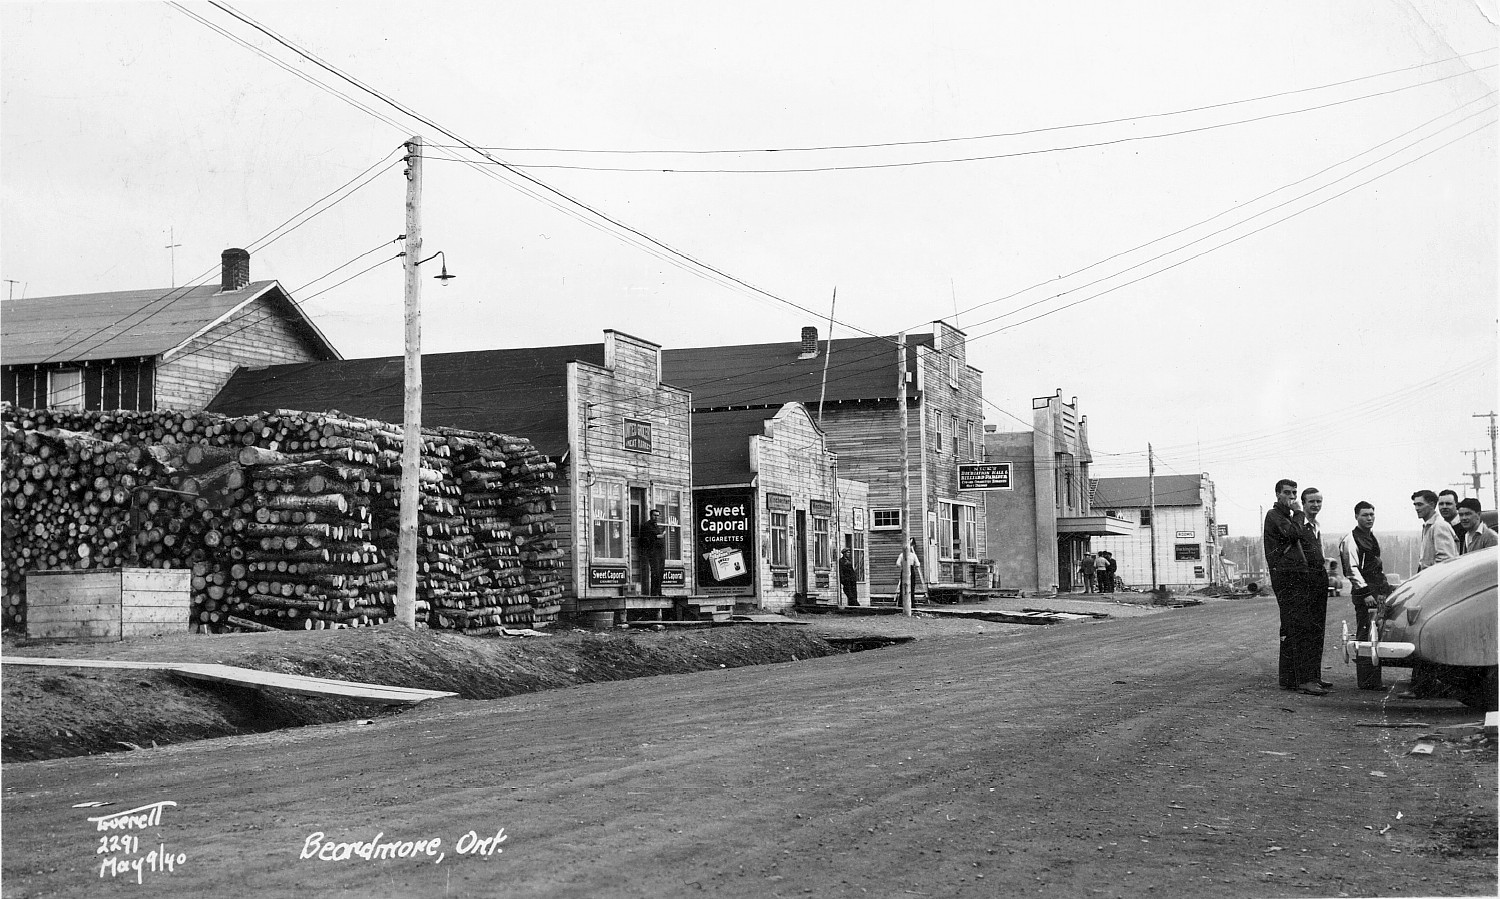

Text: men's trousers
xmin=1271 ymin=571 xmax=1321 ymax=687
xmin=1350 ymin=593 xmax=1383 ymax=689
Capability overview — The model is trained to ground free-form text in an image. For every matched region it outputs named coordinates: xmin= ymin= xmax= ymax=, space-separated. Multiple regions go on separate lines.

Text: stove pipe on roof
xmin=221 ymin=248 xmax=250 ymax=292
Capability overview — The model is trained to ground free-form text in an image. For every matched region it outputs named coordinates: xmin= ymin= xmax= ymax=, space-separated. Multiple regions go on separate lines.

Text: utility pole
xmin=396 ymin=136 xmax=424 ymax=629
xmin=1461 ymin=448 xmax=1489 ymax=497
xmin=817 ymin=287 xmax=836 ymax=426
xmin=898 ymin=332 xmax=911 ymax=616
xmin=1148 ymin=443 xmax=1159 ymax=593
xmin=1474 ymin=411 xmax=1498 ymax=510
xmin=165 ymin=228 xmax=182 ymax=288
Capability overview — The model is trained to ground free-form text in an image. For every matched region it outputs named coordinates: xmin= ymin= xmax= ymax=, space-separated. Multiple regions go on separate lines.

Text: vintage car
xmin=1342 ymin=545 xmax=1497 ymax=709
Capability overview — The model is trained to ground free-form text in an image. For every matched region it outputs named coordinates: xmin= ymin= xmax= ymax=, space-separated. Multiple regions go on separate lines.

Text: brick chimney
xmin=798 ymin=326 xmax=819 ymax=359
xmin=220 ymin=248 xmax=250 ymax=292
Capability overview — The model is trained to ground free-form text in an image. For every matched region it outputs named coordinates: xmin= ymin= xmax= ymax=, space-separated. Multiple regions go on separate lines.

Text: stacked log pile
xmin=1 ymin=404 xmax=563 ymax=634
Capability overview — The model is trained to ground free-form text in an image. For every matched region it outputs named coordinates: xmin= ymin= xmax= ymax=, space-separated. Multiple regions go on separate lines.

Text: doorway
xmin=629 ymin=486 xmax=647 ymax=593
xmin=794 ymin=509 xmax=808 ymax=597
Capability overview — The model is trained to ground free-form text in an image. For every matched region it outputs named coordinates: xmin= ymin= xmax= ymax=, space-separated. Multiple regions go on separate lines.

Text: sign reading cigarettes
xmin=694 ymin=488 xmax=755 ymax=595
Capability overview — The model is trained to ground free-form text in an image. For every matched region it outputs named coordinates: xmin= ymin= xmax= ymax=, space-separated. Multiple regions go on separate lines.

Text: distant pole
xmin=1476 ymin=412 xmax=1499 ymax=511
xmin=898 ymin=332 xmax=911 ymax=616
xmin=818 ymin=287 xmax=836 ymax=426
xmin=165 ymin=228 xmax=182 ymax=288
xmin=1461 ymin=449 xmax=1488 ymax=497
xmin=1148 ymin=443 xmax=1159 ymax=593
xmin=396 ymin=136 xmax=424 ymax=629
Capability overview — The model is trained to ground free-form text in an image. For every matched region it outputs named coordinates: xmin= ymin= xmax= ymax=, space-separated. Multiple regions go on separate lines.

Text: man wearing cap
xmin=1458 ymin=498 xmax=1497 ymax=553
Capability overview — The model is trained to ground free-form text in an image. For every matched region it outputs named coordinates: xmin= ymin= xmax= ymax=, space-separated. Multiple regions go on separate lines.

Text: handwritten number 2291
xmin=97 ymin=835 xmax=139 ymax=856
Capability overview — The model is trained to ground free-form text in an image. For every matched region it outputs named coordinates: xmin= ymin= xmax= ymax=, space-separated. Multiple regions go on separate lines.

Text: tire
xmin=1460 ymin=666 xmax=1499 ymax=711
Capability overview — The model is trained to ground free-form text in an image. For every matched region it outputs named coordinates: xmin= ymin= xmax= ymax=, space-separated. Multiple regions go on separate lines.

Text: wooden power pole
xmin=1475 ymin=412 xmax=1498 ymax=511
xmin=898 ymin=332 xmax=911 ymax=616
xmin=396 ymin=136 xmax=424 ymax=629
xmin=1148 ymin=443 xmax=1159 ymax=593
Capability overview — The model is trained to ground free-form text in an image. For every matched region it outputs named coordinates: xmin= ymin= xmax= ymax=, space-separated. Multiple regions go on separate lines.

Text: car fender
xmin=1412 ymin=588 xmax=1498 ymax=667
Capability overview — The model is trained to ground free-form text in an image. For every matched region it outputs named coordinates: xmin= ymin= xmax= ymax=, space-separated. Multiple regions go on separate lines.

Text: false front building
xmin=666 ymin=321 xmax=986 ymax=600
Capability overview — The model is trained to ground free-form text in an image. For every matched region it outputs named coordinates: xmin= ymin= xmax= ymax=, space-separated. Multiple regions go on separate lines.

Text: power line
xmin=431 ymin=47 xmax=1496 ymax=156
xmin=422 ymin=65 xmax=1497 ymax=174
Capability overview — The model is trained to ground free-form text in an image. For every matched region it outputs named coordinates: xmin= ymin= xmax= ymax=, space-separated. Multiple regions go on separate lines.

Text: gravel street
xmin=3 ymin=596 xmax=1494 ymax=898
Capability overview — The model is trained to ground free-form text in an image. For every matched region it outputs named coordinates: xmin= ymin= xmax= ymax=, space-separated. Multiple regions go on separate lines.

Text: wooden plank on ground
xmin=1 ymin=657 xmax=456 ymax=704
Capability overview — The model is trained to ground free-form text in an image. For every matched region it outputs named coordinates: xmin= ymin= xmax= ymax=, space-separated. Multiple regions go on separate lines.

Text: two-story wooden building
xmin=2 ymin=249 xmax=340 ymax=411
xmin=665 ymin=321 xmax=987 ymax=600
xmin=691 ymin=402 xmax=870 ymax=610
xmin=1090 ymin=473 xmax=1226 ymax=590
xmin=208 ymin=330 xmax=697 ymax=611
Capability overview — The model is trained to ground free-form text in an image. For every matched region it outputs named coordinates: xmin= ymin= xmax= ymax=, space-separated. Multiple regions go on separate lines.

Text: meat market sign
xmin=623 ymin=418 xmax=652 ymax=454
xmin=958 ymin=462 xmax=1012 ymax=490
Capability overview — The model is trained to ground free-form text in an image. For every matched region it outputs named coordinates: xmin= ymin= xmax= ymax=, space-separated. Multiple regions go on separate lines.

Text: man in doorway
xmin=1413 ymin=490 xmax=1458 ymax=571
xmin=1458 ymin=498 xmax=1497 ymax=552
xmin=838 ymin=548 xmax=860 ymax=607
xmin=1299 ymin=487 xmax=1332 ymax=690
xmin=1264 ymin=478 xmax=1324 ymax=695
xmin=638 ymin=509 xmax=667 ymax=597
xmin=1339 ymin=501 xmax=1389 ymax=690
xmin=1438 ymin=489 xmax=1468 ymax=554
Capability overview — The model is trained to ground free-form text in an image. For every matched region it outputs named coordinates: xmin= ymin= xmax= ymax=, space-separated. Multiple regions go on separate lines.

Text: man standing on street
xmin=1094 ymin=551 xmax=1112 ymax=593
xmin=1299 ymin=487 xmax=1332 ymax=691
xmin=1264 ymin=479 xmax=1325 ymax=695
xmin=838 ymin=548 xmax=860 ymax=607
xmin=1438 ymin=489 xmax=1468 ymax=553
xmin=1413 ymin=490 xmax=1458 ymax=571
xmin=1080 ymin=553 xmax=1096 ymax=593
xmin=1458 ymin=498 xmax=1497 ymax=553
xmin=1339 ymin=501 xmax=1389 ymax=690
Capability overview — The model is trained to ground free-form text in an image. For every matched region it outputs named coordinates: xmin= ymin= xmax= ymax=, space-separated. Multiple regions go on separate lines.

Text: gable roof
xmin=1 ymin=281 xmax=340 ymax=366
xmin=691 ymin=408 xmax=778 ymax=487
xmin=1092 ymin=475 xmax=1203 ymax=508
xmin=207 ymin=344 xmax=607 ymax=457
xmin=663 ymin=333 xmax=932 ymax=409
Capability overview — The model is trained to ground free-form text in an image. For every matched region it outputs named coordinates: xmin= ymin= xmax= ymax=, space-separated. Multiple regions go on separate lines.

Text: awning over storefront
xmin=1057 ymin=515 xmax=1135 ymax=537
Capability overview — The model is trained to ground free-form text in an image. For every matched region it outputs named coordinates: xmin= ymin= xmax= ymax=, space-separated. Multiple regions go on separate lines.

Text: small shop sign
xmin=809 ymin=499 xmax=833 ymax=517
xmin=623 ymin=418 xmax=652 ymax=454
xmin=1175 ymin=530 xmax=1195 ymax=539
xmin=1174 ymin=544 xmax=1202 ymax=561
xmin=766 ymin=492 xmax=793 ymax=512
xmin=589 ymin=564 xmax=627 ymax=587
xmin=662 ymin=568 xmax=685 ymax=587
xmin=958 ymin=462 xmax=1012 ymax=490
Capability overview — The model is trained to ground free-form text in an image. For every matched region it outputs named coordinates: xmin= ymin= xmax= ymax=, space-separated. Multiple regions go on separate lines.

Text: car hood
xmin=1382 ymin=546 xmax=1498 ymax=666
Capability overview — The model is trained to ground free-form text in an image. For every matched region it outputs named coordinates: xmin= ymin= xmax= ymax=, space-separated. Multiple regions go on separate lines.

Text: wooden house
xmin=665 ymin=321 xmax=986 ymax=600
xmin=691 ymin=402 xmax=870 ymax=610
xmin=1 ymin=249 xmax=340 ymax=411
xmin=1091 ymin=473 xmax=1226 ymax=590
xmin=208 ymin=330 xmax=697 ymax=612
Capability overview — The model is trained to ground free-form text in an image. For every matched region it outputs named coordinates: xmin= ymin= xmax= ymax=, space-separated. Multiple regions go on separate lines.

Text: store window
xmin=939 ymin=501 xmax=977 ymax=561
xmin=813 ymin=514 xmax=830 ymax=569
xmin=843 ymin=532 xmax=867 ymax=581
xmin=591 ymin=481 xmax=625 ymax=559
xmin=770 ymin=512 xmax=789 ymax=567
xmin=871 ymin=508 xmax=902 ymax=530
xmin=653 ymin=489 xmax=684 ymax=561
xmin=50 ymin=369 xmax=83 ymax=410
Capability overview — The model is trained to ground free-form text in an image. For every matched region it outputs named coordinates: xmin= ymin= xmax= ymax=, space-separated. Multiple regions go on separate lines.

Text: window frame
xmin=653 ymin=488 xmax=685 ymax=562
xmin=871 ymin=508 xmax=902 ymax=531
xmin=590 ymin=480 xmax=626 ymax=561
xmin=49 ymin=368 xmax=84 ymax=410
xmin=770 ymin=511 xmax=790 ymax=568
xmin=812 ymin=514 xmax=831 ymax=570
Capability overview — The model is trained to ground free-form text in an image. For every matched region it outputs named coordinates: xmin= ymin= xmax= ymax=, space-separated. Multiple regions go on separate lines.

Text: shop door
xmin=1057 ymin=540 xmax=1076 ymax=592
xmin=794 ymin=510 xmax=808 ymax=597
xmin=629 ymin=486 xmax=648 ymax=592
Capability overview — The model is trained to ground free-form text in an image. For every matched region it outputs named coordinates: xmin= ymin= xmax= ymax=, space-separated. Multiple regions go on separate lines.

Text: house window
xmin=591 ymin=481 xmax=625 ymax=559
xmin=50 ymin=369 xmax=83 ymax=410
xmin=653 ymin=489 xmax=684 ymax=562
xmin=843 ymin=531 xmax=866 ymax=582
xmin=813 ymin=515 xmax=831 ymax=569
xmin=948 ymin=416 xmax=958 ymax=455
xmin=947 ymin=355 xmax=961 ymax=384
xmin=938 ymin=501 xmax=977 ymax=561
xmin=1140 ymin=509 xmax=1153 ymax=526
xmin=929 ymin=407 xmax=941 ymax=448
xmin=770 ymin=512 xmax=789 ymax=567
xmin=871 ymin=508 xmax=902 ymax=530
xmin=964 ymin=421 xmax=975 ymax=460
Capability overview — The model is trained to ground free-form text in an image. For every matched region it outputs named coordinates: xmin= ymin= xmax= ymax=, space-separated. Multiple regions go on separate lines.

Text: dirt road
xmin=3 ymin=598 xmax=1494 ymax=898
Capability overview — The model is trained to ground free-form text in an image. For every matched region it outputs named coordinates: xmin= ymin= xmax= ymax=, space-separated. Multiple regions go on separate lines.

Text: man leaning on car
xmin=1458 ymin=498 xmax=1497 ymax=553
xmin=1413 ymin=489 xmax=1459 ymax=571
xmin=1339 ymin=501 xmax=1389 ymax=690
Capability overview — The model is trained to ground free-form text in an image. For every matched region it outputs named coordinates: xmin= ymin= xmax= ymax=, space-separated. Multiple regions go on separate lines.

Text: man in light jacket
xmin=1458 ymin=498 xmax=1497 ymax=553
xmin=1412 ymin=489 xmax=1458 ymax=571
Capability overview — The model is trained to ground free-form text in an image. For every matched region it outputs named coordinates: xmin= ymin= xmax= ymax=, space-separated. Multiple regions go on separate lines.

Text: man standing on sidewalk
xmin=1264 ymin=479 xmax=1325 ymax=695
xmin=1413 ymin=489 xmax=1459 ymax=571
xmin=1339 ymin=501 xmax=1389 ymax=690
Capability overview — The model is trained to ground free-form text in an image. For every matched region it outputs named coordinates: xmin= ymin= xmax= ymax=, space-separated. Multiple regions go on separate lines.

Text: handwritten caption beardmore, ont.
xmin=301 ymin=828 xmax=507 ymax=865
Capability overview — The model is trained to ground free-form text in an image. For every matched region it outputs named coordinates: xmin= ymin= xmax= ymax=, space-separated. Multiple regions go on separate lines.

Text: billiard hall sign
xmin=957 ymin=462 xmax=1012 ymax=490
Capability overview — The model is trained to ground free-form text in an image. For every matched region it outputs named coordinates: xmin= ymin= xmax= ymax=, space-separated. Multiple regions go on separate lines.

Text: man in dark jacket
xmin=1263 ymin=478 xmax=1325 ymax=695
xmin=1339 ymin=501 xmax=1388 ymax=690
xmin=838 ymin=548 xmax=860 ymax=607
xmin=638 ymin=510 xmax=667 ymax=596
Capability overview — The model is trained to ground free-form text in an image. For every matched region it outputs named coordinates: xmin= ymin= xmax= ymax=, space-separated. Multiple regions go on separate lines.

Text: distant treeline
xmin=1222 ymin=532 xmax=1428 ymax=581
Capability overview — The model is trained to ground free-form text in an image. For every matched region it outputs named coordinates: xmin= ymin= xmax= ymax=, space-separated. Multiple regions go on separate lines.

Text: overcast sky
xmin=3 ymin=0 xmax=1496 ymax=538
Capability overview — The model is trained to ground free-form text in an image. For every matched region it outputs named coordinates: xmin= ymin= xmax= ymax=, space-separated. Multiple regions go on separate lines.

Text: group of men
xmin=1262 ymin=479 xmax=1496 ymax=697
xmin=1078 ymin=551 xmax=1117 ymax=593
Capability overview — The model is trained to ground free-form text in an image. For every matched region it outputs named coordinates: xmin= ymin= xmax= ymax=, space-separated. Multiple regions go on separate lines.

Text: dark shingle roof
xmin=690 ymin=408 xmax=780 ymax=487
xmin=663 ymin=334 xmax=932 ymax=409
xmin=1092 ymin=475 xmax=1203 ymax=508
xmin=207 ymin=344 xmax=607 ymax=457
xmin=1 ymin=282 xmax=339 ymax=365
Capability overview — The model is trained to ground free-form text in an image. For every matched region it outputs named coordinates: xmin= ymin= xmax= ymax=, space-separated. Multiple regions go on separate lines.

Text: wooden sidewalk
xmin=1 ymin=656 xmax=457 ymax=704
